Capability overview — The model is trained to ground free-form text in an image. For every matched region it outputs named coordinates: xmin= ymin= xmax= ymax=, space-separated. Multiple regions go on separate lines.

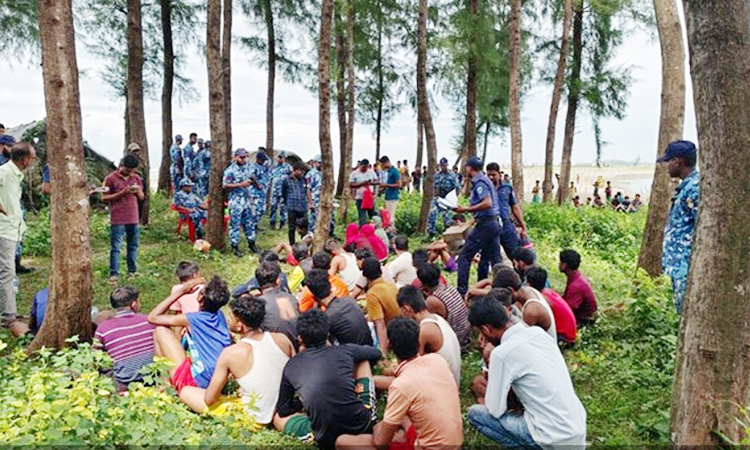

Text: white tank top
xmin=420 ymin=315 xmax=462 ymax=385
xmin=338 ymin=252 xmax=361 ymax=292
xmin=522 ymin=288 xmax=557 ymax=341
xmin=236 ymin=333 xmax=290 ymax=425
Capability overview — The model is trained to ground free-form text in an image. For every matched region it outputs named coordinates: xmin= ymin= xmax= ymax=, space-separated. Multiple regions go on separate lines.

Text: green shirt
xmin=0 ymin=161 xmax=27 ymax=242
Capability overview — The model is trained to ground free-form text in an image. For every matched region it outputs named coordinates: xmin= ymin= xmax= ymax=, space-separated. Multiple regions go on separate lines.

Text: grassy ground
xmin=17 ymin=192 xmax=676 ymax=445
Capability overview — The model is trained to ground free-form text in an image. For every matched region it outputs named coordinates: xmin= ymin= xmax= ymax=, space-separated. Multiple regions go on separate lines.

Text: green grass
xmin=16 ymin=193 xmax=676 ymax=445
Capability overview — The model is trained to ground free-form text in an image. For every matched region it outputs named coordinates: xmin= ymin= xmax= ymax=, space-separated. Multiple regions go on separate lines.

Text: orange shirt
xmin=297 ymin=275 xmax=351 ymax=313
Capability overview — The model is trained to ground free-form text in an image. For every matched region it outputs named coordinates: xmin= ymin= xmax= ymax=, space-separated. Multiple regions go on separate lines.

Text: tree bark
xmin=415 ymin=112 xmax=424 ymax=169
xmin=375 ymin=5 xmax=383 ymax=163
xmin=416 ymin=0 xmax=437 ymax=232
xmin=558 ymin=5 xmax=583 ymax=206
xmin=508 ymin=0 xmax=523 ymax=205
xmin=31 ymin=0 xmax=93 ymax=350
xmin=313 ymin=0 xmax=335 ymax=253
xmin=335 ymin=21 xmax=348 ymax=198
xmin=344 ymin=0 xmax=355 ymax=177
xmin=157 ymin=0 xmax=174 ymax=194
xmin=206 ymin=0 xmax=229 ymax=249
xmin=264 ymin=0 xmax=275 ymax=154
xmin=671 ymin=0 xmax=750 ymax=444
xmin=637 ymin=0 xmax=684 ymax=276
xmin=463 ymin=0 xmax=478 ymax=166
xmin=126 ymin=0 xmax=150 ymax=224
xmin=481 ymin=121 xmax=490 ymax=164
xmin=542 ymin=0 xmax=573 ymax=202
xmin=222 ymin=0 xmax=232 ymax=152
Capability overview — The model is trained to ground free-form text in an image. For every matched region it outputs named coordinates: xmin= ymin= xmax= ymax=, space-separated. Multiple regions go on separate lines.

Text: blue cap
xmin=175 ymin=134 xmax=183 ymax=141
xmin=278 ymin=151 xmax=286 ymax=158
xmin=180 ymin=178 xmax=194 ymax=187
xmin=466 ymin=156 xmax=484 ymax=169
xmin=205 ymin=140 xmax=211 ymax=147
xmin=0 ymin=135 xmax=16 ymax=145
xmin=198 ymin=138 xmax=204 ymax=144
xmin=256 ymin=151 xmax=268 ymax=162
xmin=235 ymin=148 xmax=248 ymax=157
xmin=658 ymin=140 xmax=697 ymax=163
xmin=439 ymin=157 xmax=449 ymax=165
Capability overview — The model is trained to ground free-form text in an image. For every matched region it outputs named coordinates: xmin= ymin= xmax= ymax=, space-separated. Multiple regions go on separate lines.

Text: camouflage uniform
xmin=427 ymin=170 xmax=461 ymax=234
xmin=269 ymin=162 xmax=292 ymax=227
xmin=191 ymin=148 xmax=211 ymax=199
xmin=174 ymin=187 xmax=207 ymax=237
xmin=182 ymin=143 xmax=196 ymax=177
xmin=305 ymin=166 xmax=322 ymax=231
xmin=169 ymin=143 xmax=183 ymax=189
xmin=246 ymin=160 xmax=270 ymax=242
xmin=223 ymin=162 xmax=253 ymax=247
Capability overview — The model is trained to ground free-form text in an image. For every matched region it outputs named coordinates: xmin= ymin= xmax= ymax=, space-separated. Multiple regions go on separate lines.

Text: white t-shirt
xmin=485 ymin=324 xmax=587 ymax=450
xmin=349 ymin=169 xmax=378 ymax=200
xmin=387 ymin=251 xmax=418 ymax=288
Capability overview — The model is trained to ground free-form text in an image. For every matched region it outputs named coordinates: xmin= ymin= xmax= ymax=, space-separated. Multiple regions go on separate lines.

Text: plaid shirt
xmin=281 ymin=174 xmax=308 ymax=212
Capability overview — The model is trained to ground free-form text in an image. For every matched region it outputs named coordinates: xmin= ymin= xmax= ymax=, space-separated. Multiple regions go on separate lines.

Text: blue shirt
xmin=662 ymin=170 xmax=700 ymax=281
xmin=306 ymin=167 xmax=323 ymax=203
xmin=384 ymin=166 xmax=401 ymax=201
xmin=470 ymin=172 xmax=499 ymax=220
xmin=222 ymin=162 xmax=252 ymax=203
xmin=248 ymin=161 xmax=270 ymax=199
xmin=271 ymin=162 xmax=292 ymax=196
xmin=434 ymin=170 xmax=460 ymax=198
xmin=185 ymin=311 xmax=232 ymax=389
xmin=190 ymin=149 xmax=211 ymax=182
xmin=282 ymin=174 xmax=308 ymax=212
xmin=496 ymin=181 xmax=517 ymax=221
xmin=173 ymin=190 xmax=203 ymax=211
xmin=42 ymin=164 xmax=50 ymax=183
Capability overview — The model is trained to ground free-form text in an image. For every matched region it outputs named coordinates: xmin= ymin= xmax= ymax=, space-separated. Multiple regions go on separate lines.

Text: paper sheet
xmin=437 ymin=190 xmax=458 ymax=210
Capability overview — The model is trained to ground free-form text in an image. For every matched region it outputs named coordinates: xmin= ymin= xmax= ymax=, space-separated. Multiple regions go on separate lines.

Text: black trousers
xmin=288 ymin=209 xmax=307 ymax=245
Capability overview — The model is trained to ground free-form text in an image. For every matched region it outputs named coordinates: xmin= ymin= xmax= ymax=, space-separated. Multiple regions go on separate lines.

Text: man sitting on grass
xmin=493 ymin=267 xmax=557 ymax=340
xmin=169 ymin=261 xmax=204 ymax=314
xmin=94 ymin=286 xmax=155 ymax=391
xmin=560 ymin=249 xmax=598 ymax=327
xmin=287 ymin=242 xmax=313 ymax=292
xmin=179 ymin=295 xmax=294 ymax=426
xmin=256 ymin=262 xmax=298 ymax=344
xmin=336 ymin=317 xmax=463 ymax=450
xmin=416 ymin=262 xmax=471 ymax=352
xmin=527 ymin=267 xmax=577 ymax=346
xmin=385 ymin=236 xmax=417 ymax=288
xmin=306 ymin=269 xmax=373 ymax=346
xmin=148 ymin=276 xmax=232 ymax=398
xmin=231 ymin=251 xmax=291 ymax=298
xmin=467 ymin=296 xmax=587 ymax=449
xmin=325 ymin=239 xmax=361 ymax=293
xmin=297 ymin=252 xmax=351 ymax=313
xmin=361 ymin=257 xmax=400 ymax=355
xmin=350 ymin=248 xmax=394 ymax=298
xmin=274 ymin=309 xmax=381 ymax=450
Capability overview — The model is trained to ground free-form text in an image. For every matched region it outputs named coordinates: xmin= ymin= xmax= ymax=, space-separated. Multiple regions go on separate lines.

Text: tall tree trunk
xmin=335 ymin=22 xmax=348 ymax=198
xmin=126 ymin=0 xmax=150 ymax=224
xmin=508 ymin=0 xmax=523 ymax=205
xmin=542 ymin=0 xmax=573 ymax=202
xmin=157 ymin=0 xmax=174 ymax=194
xmin=558 ymin=5 xmax=583 ymax=206
xmin=264 ymin=0 xmax=275 ymax=154
xmin=206 ymin=0 xmax=229 ymax=249
xmin=637 ymin=0 xmax=684 ymax=276
xmin=415 ymin=112 xmax=424 ymax=169
xmin=313 ymin=0 xmax=335 ymax=253
xmin=375 ymin=7 xmax=383 ymax=163
xmin=671 ymin=0 xmax=750 ymax=443
xmin=222 ymin=0 xmax=232 ymax=151
xmin=463 ymin=0 xmax=478 ymax=165
xmin=31 ymin=0 xmax=93 ymax=350
xmin=416 ymin=0 xmax=437 ymax=232
xmin=344 ymin=0 xmax=354 ymax=175
xmin=481 ymin=121 xmax=490 ymax=163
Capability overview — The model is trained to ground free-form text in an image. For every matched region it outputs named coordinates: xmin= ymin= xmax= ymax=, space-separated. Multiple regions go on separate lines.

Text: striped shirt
xmin=432 ymin=285 xmax=472 ymax=352
xmin=94 ymin=310 xmax=155 ymax=384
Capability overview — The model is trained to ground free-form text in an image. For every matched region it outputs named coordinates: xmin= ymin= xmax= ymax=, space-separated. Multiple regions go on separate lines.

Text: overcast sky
xmin=2 ymin=9 xmax=698 ymax=173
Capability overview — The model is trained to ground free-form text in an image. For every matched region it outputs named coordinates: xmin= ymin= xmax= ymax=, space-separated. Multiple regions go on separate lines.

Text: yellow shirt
xmin=0 ymin=161 xmax=27 ymax=242
xmin=365 ymin=278 xmax=400 ymax=322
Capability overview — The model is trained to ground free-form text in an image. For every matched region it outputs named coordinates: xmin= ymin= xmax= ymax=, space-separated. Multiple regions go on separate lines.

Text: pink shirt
xmin=169 ymin=283 xmax=203 ymax=313
xmin=104 ymin=171 xmax=143 ymax=225
xmin=542 ymin=288 xmax=577 ymax=343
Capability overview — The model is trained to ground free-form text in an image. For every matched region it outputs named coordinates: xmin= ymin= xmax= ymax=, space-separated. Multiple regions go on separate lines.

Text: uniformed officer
xmin=169 ymin=134 xmax=184 ymax=192
xmin=427 ymin=157 xmax=461 ymax=236
xmin=453 ymin=156 xmax=501 ymax=295
xmin=173 ymin=178 xmax=208 ymax=239
xmin=182 ymin=133 xmax=198 ymax=175
xmin=306 ymin=154 xmax=322 ymax=231
xmin=269 ymin=151 xmax=292 ymax=229
xmin=246 ymin=148 xmax=271 ymax=253
xmin=223 ymin=148 xmax=255 ymax=256
xmin=192 ymin=139 xmax=211 ymax=199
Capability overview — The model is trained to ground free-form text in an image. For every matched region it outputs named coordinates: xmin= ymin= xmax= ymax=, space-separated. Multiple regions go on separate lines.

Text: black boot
xmin=232 ymin=245 xmax=243 ymax=257
xmin=16 ymin=257 xmax=34 ymax=274
xmin=248 ymin=241 xmax=260 ymax=254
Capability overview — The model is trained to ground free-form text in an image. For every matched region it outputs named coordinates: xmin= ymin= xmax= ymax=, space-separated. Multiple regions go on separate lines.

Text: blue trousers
xmin=457 ymin=218 xmax=501 ymax=295
xmin=467 ymin=405 xmax=542 ymax=449
xmin=110 ymin=224 xmax=139 ymax=276
xmin=269 ymin=193 xmax=287 ymax=226
xmin=228 ymin=203 xmax=253 ymax=246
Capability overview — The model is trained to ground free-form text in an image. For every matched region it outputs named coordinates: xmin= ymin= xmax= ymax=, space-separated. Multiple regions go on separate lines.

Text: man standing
xmin=169 ymin=134 xmax=184 ymax=192
xmin=660 ymin=140 xmax=700 ymax=313
xmin=454 ymin=157 xmax=501 ymax=296
xmin=191 ymin=139 xmax=211 ymax=199
xmin=378 ymin=156 xmax=401 ymax=219
xmin=466 ymin=297 xmax=587 ymax=449
xmin=103 ymin=155 xmax=144 ymax=283
xmin=306 ymin=155 xmax=322 ymax=231
xmin=486 ymin=162 xmax=527 ymax=260
xmin=348 ymin=159 xmax=378 ymax=226
xmin=0 ymin=142 xmax=36 ymax=325
xmin=223 ymin=148 xmax=254 ymax=257
xmin=182 ymin=133 xmax=198 ymax=175
xmin=427 ymin=157 xmax=461 ymax=237
xmin=269 ymin=152 xmax=292 ymax=229
xmin=281 ymin=161 xmax=309 ymax=245
xmin=247 ymin=149 xmax=271 ymax=250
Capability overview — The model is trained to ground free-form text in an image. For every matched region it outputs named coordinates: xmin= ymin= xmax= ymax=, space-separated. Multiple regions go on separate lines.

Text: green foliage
xmin=0 ymin=0 xmax=39 ymax=61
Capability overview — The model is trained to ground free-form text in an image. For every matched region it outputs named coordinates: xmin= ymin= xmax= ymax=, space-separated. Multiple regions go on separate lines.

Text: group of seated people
xmin=76 ymin=231 xmax=598 ymax=449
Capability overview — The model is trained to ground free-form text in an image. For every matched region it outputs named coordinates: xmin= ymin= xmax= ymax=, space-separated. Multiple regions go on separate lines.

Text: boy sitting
xmin=170 ymin=261 xmax=204 ymax=314
xmin=297 ymin=252 xmax=351 ymax=313
xmin=94 ymin=286 xmax=156 ymax=391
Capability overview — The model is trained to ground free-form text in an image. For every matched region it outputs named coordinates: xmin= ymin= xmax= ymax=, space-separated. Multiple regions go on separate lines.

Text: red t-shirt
xmin=104 ymin=171 xmax=143 ymax=225
xmin=563 ymin=270 xmax=598 ymax=326
xmin=542 ymin=288 xmax=577 ymax=343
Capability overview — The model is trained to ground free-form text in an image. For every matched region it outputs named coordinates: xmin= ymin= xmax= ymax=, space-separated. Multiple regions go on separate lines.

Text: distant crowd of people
xmin=530 ymin=177 xmax=644 ymax=212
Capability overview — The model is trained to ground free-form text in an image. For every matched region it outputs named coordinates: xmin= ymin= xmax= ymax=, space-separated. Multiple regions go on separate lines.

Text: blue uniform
xmin=174 ymin=189 xmax=207 ymax=237
xmin=427 ymin=170 xmax=461 ymax=234
xmin=169 ymin=144 xmax=183 ymax=188
xmin=223 ymin=162 xmax=253 ymax=247
xmin=246 ymin=160 xmax=270 ymax=242
xmin=496 ymin=181 xmax=522 ymax=257
xmin=182 ymin=143 xmax=197 ymax=179
xmin=457 ymin=172 xmax=501 ymax=296
xmin=662 ymin=170 xmax=700 ymax=313
xmin=305 ymin=167 xmax=322 ymax=231
xmin=269 ymin=162 xmax=292 ymax=227
xmin=191 ymin=149 xmax=211 ymax=199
